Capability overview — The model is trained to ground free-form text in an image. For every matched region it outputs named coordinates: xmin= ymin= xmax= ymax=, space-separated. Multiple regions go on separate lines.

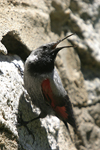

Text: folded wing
xmin=41 ymin=78 xmax=76 ymax=129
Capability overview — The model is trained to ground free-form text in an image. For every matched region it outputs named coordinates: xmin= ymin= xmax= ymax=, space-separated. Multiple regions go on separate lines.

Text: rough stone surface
xmin=18 ymin=92 xmax=60 ymax=150
xmin=66 ymin=0 xmax=100 ymax=149
xmin=0 ymin=42 xmax=7 ymax=55
xmin=0 ymin=0 xmax=100 ymax=150
xmin=0 ymin=55 xmax=24 ymax=149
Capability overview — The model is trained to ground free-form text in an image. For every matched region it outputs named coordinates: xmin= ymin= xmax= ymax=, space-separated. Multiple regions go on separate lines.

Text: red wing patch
xmin=41 ymin=78 xmax=68 ymax=120
xmin=54 ymin=106 xmax=68 ymax=120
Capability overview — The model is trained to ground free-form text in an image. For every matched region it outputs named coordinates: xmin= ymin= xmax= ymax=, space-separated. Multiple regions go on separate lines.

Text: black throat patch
xmin=27 ymin=60 xmax=54 ymax=75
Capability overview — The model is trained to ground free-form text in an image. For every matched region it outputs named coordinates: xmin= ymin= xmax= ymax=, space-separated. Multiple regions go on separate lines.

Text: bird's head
xmin=26 ymin=34 xmax=75 ymax=75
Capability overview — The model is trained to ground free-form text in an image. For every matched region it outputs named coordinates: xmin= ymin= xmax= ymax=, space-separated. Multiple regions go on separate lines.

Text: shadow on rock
xmin=17 ymin=92 xmax=52 ymax=150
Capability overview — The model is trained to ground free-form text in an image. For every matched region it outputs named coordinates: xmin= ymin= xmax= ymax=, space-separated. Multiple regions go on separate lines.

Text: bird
xmin=23 ymin=34 xmax=77 ymax=137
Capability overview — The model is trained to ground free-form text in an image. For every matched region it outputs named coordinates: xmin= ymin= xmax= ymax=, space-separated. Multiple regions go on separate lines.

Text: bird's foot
xmin=15 ymin=111 xmax=29 ymax=127
xmin=15 ymin=111 xmax=35 ymax=140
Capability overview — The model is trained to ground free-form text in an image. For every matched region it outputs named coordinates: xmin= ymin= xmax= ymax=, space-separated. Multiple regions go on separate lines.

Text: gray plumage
xmin=24 ymin=35 xmax=77 ymax=129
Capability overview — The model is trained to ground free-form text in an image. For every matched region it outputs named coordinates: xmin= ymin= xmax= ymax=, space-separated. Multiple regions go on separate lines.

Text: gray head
xmin=26 ymin=34 xmax=74 ymax=75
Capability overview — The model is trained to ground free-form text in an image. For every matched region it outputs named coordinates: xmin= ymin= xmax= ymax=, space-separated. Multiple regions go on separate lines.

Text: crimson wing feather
xmin=41 ymin=78 xmax=76 ymax=129
xmin=41 ymin=78 xmax=68 ymax=120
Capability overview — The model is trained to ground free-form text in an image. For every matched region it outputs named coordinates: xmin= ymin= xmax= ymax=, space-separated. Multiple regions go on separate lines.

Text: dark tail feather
xmin=63 ymin=121 xmax=73 ymax=142
xmin=67 ymin=113 xmax=77 ymax=132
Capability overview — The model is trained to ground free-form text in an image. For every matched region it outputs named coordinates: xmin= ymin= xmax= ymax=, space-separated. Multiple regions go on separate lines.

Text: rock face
xmin=0 ymin=0 xmax=100 ymax=150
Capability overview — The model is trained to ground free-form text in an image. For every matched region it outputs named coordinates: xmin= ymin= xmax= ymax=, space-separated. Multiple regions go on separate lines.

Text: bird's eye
xmin=43 ymin=46 xmax=47 ymax=50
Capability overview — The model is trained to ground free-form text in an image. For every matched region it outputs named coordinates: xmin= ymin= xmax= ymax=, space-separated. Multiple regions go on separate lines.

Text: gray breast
xmin=24 ymin=66 xmax=55 ymax=115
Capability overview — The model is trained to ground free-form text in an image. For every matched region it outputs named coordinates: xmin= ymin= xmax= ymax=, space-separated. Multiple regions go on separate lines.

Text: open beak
xmin=50 ymin=33 xmax=75 ymax=54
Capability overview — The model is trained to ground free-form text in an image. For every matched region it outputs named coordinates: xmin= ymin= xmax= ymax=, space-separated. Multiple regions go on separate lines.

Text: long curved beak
xmin=54 ymin=33 xmax=74 ymax=47
xmin=50 ymin=33 xmax=75 ymax=54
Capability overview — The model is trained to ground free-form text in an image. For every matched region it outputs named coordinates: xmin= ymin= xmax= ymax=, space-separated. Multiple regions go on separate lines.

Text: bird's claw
xmin=15 ymin=111 xmax=28 ymax=127
xmin=15 ymin=111 xmax=35 ymax=141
